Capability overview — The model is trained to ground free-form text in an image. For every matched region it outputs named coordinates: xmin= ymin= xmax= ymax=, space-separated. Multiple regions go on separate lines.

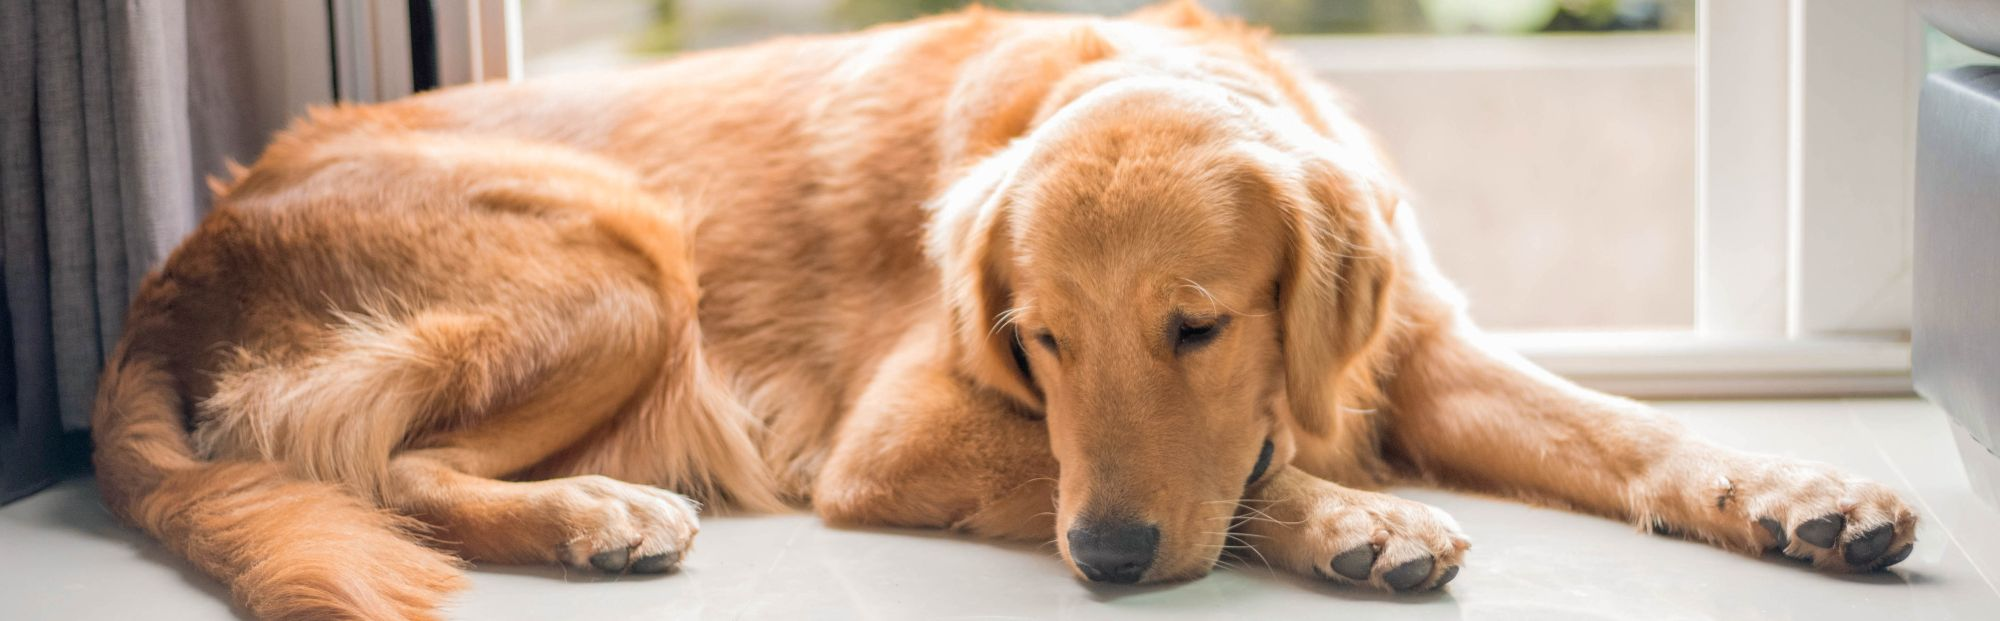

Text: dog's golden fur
xmin=92 ymin=3 xmax=1917 ymax=619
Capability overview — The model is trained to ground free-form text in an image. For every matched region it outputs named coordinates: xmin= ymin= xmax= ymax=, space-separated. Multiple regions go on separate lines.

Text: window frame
xmin=1702 ymin=0 xmax=1926 ymax=338
xmin=1650 ymin=0 xmax=1916 ymax=396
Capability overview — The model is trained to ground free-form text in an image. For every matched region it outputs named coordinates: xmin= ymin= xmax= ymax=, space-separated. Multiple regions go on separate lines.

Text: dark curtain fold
xmin=1 ymin=0 xmax=227 ymax=505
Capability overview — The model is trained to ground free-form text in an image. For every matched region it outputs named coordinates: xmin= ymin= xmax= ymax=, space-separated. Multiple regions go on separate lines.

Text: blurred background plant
xmin=520 ymin=0 xmax=1696 ymax=59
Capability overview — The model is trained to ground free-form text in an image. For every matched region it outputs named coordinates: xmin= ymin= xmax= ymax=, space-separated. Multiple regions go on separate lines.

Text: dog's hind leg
xmin=373 ymin=301 xmax=710 ymax=575
xmin=370 ymin=281 xmax=731 ymax=574
xmin=364 ymin=149 xmax=781 ymax=574
xmin=386 ymin=439 xmax=705 ymax=574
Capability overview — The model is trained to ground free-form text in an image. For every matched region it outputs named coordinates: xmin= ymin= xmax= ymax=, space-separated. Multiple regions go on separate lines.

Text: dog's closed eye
xmin=1174 ymin=315 xmax=1229 ymax=354
xmin=1034 ymin=331 xmax=1060 ymax=355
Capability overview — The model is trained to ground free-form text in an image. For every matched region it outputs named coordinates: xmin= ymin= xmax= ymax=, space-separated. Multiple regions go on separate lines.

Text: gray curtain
xmin=1 ymin=0 xmax=259 ymax=505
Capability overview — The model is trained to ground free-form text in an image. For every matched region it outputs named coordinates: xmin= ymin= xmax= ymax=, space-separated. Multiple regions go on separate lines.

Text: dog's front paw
xmin=1655 ymin=454 xmax=1918 ymax=572
xmin=1739 ymin=462 xmax=1916 ymax=571
xmin=1237 ymin=485 xmax=1471 ymax=592
xmin=538 ymin=475 xmax=701 ymax=574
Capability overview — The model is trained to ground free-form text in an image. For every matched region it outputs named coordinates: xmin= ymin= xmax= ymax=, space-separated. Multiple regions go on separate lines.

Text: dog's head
xmin=929 ymin=38 xmax=1400 ymax=583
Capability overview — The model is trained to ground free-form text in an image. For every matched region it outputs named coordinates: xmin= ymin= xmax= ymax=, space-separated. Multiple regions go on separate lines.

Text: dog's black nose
xmin=1067 ymin=521 xmax=1159 ymax=584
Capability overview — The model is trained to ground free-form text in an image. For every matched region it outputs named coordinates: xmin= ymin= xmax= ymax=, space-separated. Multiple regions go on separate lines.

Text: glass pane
xmin=519 ymin=0 xmax=1699 ymax=332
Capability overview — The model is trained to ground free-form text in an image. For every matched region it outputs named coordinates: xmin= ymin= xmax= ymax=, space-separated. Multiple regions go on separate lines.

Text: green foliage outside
xmin=632 ymin=0 xmax=1695 ymax=55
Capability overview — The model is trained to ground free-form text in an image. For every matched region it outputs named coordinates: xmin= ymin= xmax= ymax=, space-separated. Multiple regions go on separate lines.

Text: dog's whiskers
xmin=1231 ymin=515 xmax=1304 ymax=529
xmin=1196 ymin=531 xmax=1279 ymax=576
xmin=1231 ymin=511 xmax=1298 ymax=527
xmin=1231 ymin=502 xmax=1298 ymax=525
xmin=1228 ymin=535 xmax=1276 ymax=570
xmin=1202 ymin=498 xmax=1290 ymax=511
xmin=1176 ymin=279 xmax=1272 ymax=318
xmin=991 ymin=305 xmax=1034 ymax=337
xmin=1040 ymin=537 xmax=1067 ymax=561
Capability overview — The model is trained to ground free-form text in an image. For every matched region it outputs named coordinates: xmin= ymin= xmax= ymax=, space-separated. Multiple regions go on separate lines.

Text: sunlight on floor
xmin=4 ymin=399 xmax=1996 ymax=620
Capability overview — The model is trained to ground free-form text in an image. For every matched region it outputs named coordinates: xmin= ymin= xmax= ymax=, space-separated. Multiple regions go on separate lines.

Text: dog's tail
xmin=91 ymin=345 xmax=465 ymax=621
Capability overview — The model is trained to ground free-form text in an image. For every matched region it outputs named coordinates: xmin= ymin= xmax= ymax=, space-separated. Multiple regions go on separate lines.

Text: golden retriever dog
xmin=91 ymin=3 xmax=1917 ymax=619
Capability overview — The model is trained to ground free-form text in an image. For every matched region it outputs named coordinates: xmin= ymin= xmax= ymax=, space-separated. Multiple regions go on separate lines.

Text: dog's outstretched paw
xmin=543 ymin=475 xmax=701 ymax=574
xmin=1656 ymin=456 xmax=1918 ymax=573
xmin=1737 ymin=466 xmax=1917 ymax=572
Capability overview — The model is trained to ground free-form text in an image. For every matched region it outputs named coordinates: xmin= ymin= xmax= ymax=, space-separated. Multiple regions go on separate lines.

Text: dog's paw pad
xmin=1330 ymin=546 xmax=1375 ymax=581
xmin=1383 ymin=556 xmax=1435 ymax=592
xmin=1843 ymin=524 xmax=1896 ymax=565
xmin=590 ymin=548 xmax=632 ymax=572
xmin=1757 ymin=517 xmax=1788 ymax=551
xmin=1796 ymin=514 xmax=1845 ymax=549
xmin=631 ymin=551 xmax=682 ymax=574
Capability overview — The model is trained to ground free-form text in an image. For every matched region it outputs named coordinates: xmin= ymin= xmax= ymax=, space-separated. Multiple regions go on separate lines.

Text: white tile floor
xmin=5 ymin=399 xmax=1998 ymax=620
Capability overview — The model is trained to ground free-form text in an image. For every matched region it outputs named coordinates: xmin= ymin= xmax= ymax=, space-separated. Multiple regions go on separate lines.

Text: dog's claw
xmin=1383 ymin=556 xmax=1434 ymax=591
xmin=1843 ymin=524 xmax=1896 ymax=565
xmin=1796 ymin=514 xmax=1845 ymax=548
xmin=590 ymin=548 xmax=631 ymax=572
xmin=1330 ymin=546 xmax=1375 ymax=581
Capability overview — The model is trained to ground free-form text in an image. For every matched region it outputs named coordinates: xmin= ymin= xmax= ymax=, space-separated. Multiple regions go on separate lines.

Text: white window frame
xmin=1634 ymin=0 xmax=1920 ymax=397
xmin=1699 ymin=0 xmax=1922 ymax=343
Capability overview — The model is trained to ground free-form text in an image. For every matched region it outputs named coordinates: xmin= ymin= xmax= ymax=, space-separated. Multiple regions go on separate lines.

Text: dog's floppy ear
xmin=927 ymin=151 xmax=1042 ymax=409
xmin=1279 ymin=161 xmax=1399 ymax=437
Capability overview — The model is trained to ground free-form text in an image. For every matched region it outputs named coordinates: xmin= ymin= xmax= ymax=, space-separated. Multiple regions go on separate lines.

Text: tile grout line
xmin=735 ymin=517 xmax=811 ymax=621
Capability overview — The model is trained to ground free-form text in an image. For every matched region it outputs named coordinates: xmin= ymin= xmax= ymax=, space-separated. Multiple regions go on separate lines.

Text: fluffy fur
xmin=92 ymin=3 xmax=1917 ymax=619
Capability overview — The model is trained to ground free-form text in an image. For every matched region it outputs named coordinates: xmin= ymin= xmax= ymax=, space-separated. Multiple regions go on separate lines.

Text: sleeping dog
xmin=92 ymin=3 xmax=1916 ymax=619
